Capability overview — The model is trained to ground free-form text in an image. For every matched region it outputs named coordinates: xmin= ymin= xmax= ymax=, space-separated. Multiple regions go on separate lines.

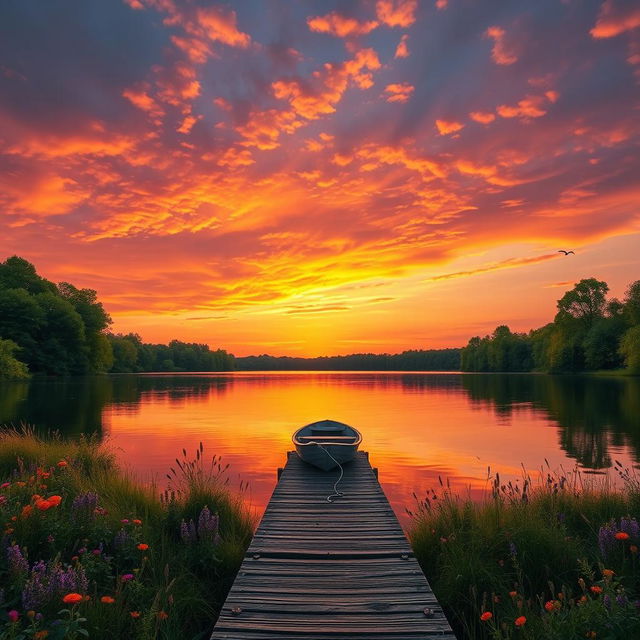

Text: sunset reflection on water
xmin=91 ymin=372 xmax=640 ymax=525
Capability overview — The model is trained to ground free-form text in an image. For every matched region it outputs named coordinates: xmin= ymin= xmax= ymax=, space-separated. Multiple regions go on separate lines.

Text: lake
xmin=1 ymin=372 xmax=639 ymax=524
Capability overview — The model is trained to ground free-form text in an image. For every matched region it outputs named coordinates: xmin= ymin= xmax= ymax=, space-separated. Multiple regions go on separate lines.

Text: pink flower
xmin=121 ymin=573 xmax=135 ymax=582
xmin=0 ymin=482 xmax=10 ymax=489
xmin=8 ymin=610 xmax=19 ymax=623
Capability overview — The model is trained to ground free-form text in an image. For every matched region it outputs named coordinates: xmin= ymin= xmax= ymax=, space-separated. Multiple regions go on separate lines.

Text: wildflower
xmin=130 ymin=611 xmax=140 ymax=618
xmin=121 ymin=573 xmax=135 ymax=582
xmin=57 ymin=461 xmax=68 ymax=468
xmin=509 ymin=591 xmax=517 ymax=598
xmin=100 ymin=596 xmax=115 ymax=604
xmin=16 ymin=481 xmax=26 ymax=487
xmin=36 ymin=499 xmax=52 ymax=511
xmin=8 ymin=610 xmax=19 ymax=623
xmin=590 ymin=586 xmax=603 ymax=594
xmin=121 ymin=519 xmax=129 ymax=524
xmin=514 ymin=616 xmax=526 ymax=627
xmin=157 ymin=611 xmax=168 ymax=620
xmin=480 ymin=611 xmax=492 ymax=621
xmin=132 ymin=518 xmax=142 ymax=525
xmin=544 ymin=601 xmax=555 ymax=612
xmin=48 ymin=495 xmax=62 ymax=507
xmin=0 ymin=482 xmax=10 ymax=489
xmin=631 ymin=545 xmax=638 ymax=554
xmin=603 ymin=595 xmax=611 ymax=609
xmin=137 ymin=543 xmax=149 ymax=551
xmin=586 ymin=632 xmax=596 ymax=639
xmin=34 ymin=632 xmax=49 ymax=639
xmin=31 ymin=494 xmax=42 ymax=502
xmin=615 ymin=532 xmax=630 ymax=540
xmin=578 ymin=595 xmax=588 ymax=605
xmin=62 ymin=593 xmax=83 ymax=604
xmin=616 ymin=594 xmax=628 ymax=606
xmin=602 ymin=569 xmax=614 ymax=579
xmin=27 ymin=611 xmax=36 ymax=619
xmin=22 ymin=504 xmax=33 ymax=517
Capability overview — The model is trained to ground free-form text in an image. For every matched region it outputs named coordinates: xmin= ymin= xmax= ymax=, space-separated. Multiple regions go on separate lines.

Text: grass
xmin=408 ymin=463 xmax=640 ymax=639
xmin=0 ymin=429 xmax=255 ymax=640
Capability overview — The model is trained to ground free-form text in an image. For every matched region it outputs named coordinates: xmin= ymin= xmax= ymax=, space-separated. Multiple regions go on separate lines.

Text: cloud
xmin=307 ymin=12 xmax=378 ymax=37
xmin=435 ymin=119 xmax=464 ymax=135
xmin=469 ymin=111 xmax=496 ymax=124
xmin=395 ymin=34 xmax=410 ymax=58
xmin=376 ymin=0 xmax=418 ymax=28
xmin=427 ymin=254 xmax=560 ymax=282
xmin=485 ymin=26 xmax=518 ymax=65
xmin=384 ymin=82 xmax=415 ymax=102
xmin=590 ymin=0 xmax=640 ymax=38
xmin=496 ymin=94 xmax=549 ymax=120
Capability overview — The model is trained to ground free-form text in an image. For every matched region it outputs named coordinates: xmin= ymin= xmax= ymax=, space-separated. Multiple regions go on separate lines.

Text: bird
xmin=558 ymin=250 xmax=575 ymax=255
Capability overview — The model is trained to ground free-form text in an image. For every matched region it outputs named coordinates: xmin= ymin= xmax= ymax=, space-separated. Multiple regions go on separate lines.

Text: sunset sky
xmin=1 ymin=0 xmax=639 ymax=356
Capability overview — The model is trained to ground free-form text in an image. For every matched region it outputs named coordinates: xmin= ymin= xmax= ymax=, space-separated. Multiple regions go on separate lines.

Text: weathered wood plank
xmin=210 ymin=451 xmax=456 ymax=639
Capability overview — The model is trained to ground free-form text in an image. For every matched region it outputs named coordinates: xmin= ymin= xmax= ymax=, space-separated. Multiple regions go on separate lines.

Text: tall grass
xmin=0 ymin=429 xmax=255 ymax=640
xmin=409 ymin=463 xmax=640 ymax=639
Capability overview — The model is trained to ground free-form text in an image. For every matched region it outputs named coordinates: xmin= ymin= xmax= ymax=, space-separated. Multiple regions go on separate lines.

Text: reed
xmin=0 ymin=429 xmax=255 ymax=640
xmin=409 ymin=462 xmax=640 ymax=639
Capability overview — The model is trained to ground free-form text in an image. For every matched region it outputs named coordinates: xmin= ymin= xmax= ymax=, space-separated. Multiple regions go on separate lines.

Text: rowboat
xmin=293 ymin=419 xmax=362 ymax=471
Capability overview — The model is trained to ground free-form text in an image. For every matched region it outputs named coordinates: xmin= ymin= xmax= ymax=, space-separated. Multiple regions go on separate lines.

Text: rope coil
xmin=300 ymin=441 xmax=345 ymax=502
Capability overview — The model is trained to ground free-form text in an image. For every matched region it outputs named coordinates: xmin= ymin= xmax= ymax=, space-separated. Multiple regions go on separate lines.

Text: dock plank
xmin=210 ymin=451 xmax=455 ymax=639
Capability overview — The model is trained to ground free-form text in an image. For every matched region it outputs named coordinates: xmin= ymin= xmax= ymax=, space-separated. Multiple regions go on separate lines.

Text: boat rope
xmin=314 ymin=443 xmax=345 ymax=502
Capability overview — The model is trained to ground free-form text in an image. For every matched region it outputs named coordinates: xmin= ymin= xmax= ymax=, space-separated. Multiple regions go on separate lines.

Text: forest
xmin=461 ymin=277 xmax=640 ymax=373
xmin=0 ymin=256 xmax=234 ymax=377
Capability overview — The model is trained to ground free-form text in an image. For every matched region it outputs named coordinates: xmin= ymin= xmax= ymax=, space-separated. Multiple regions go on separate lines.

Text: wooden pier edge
xmin=211 ymin=451 xmax=456 ymax=639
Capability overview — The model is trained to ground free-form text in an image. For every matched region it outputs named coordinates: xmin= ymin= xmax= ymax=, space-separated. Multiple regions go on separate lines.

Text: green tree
xmin=584 ymin=317 xmax=626 ymax=370
xmin=619 ymin=325 xmax=640 ymax=374
xmin=622 ymin=280 xmax=640 ymax=326
xmin=0 ymin=256 xmax=56 ymax=295
xmin=555 ymin=278 xmax=609 ymax=329
xmin=0 ymin=338 xmax=30 ymax=379
xmin=0 ymin=288 xmax=45 ymax=367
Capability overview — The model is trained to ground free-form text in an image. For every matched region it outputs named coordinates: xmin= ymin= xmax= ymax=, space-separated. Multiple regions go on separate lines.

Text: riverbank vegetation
xmin=409 ymin=464 xmax=640 ymax=639
xmin=0 ymin=430 xmax=254 ymax=639
xmin=462 ymin=278 xmax=640 ymax=374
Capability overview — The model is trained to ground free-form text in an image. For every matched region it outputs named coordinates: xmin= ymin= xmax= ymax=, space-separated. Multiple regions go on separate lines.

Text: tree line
xmin=461 ymin=278 xmax=640 ymax=374
xmin=236 ymin=349 xmax=461 ymax=371
xmin=0 ymin=257 xmax=233 ymax=377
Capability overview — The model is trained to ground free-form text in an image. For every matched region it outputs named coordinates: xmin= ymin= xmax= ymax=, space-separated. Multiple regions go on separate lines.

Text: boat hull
xmin=294 ymin=442 xmax=357 ymax=471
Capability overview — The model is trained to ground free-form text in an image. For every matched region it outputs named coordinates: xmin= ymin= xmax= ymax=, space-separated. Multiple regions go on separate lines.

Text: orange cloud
xmin=384 ymin=82 xmax=415 ymax=102
xmin=307 ymin=12 xmax=378 ymax=37
xmin=590 ymin=0 xmax=640 ymax=38
xmin=435 ymin=119 xmax=464 ymax=135
xmin=427 ymin=254 xmax=559 ymax=282
xmin=195 ymin=5 xmax=251 ymax=48
xmin=236 ymin=108 xmax=302 ymax=150
xmin=436 ymin=0 xmax=448 ymax=9
xmin=485 ymin=26 xmax=518 ymax=65
xmin=395 ymin=34 xmax=410 ymax=58
xmin=376 ymin=0 xmax=418 ymax=28
xmin=469 ymin=111 xmax=496 ymax=124
xmin=497 ymin=95 xmax=548 ymax=120
xmin=272 ymin=49 xmax=381 ymax=121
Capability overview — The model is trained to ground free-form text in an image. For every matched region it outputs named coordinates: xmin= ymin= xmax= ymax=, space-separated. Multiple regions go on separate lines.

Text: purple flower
xmin=121 ymin=573 xmax=135 ymax=582
xmin=508 ymin=542 xmax=517 ymax=558
xmin=616 ymin=594 xmax=628 ymax=607
xmin=71 ymin=492 xmax=99 ymax=525
xmin=603 ymin=595 xmax=611 ymax=609
xmin=22 ymin=560 xmax=87 ymax=610
xmin=180 ymin=506 xmax=221 ymax=545
xmin=7 ymin=545 xmax=28 ymax=577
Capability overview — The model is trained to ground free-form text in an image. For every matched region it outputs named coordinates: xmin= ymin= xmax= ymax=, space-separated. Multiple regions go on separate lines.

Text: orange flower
xmin=514 ymin=616 xmax=526 ymax=627
xmin=590 ymin=586 xmax=602 ymax=594
xmin=480 ymin=611 xmax=492 ymax=621
xmin=16 ymin=481 xmax=26 ymax=487
xmin=137 ymin=543 xmax=149 ymax=551
xmin=631 ymin=545 xmax=638 ymax=554
xmin=48 ymin=495 xmax=62 ymax=507
xmin=31 ymin=494 xmax=42 ymax=502
xmin=602 ymin=569 xmax=614 ymax=579
xmin=62 ymin=593 xmax=83 ymax=604
xmin=132 ymin=519 xmax=142 ymax=525
xmin=586 ymin=632 xmax=597 ymax=639
xmin=130 ymin=611 xmax=140 ymax=618
xmin=36 ymin=499 xmax=52 ymax=511
xmin=615 ymin=532 xmax=629 ymax=540
xmin=100 ymin=596 xmax=115 ymax=604
xmin=544 ymin=601 xmax=555 ymax=612
xmin=34 ymin=632 xmax=49 ymax=640
xmin=157 ymin=611 xmax=168 ymax=620
xmin=21 ymin=505 xmax=33 ymax=517
xmin=509 ymin=591 xmax=517 ymax=598
xmin=57 ymin=460 xmax=68 ymax=468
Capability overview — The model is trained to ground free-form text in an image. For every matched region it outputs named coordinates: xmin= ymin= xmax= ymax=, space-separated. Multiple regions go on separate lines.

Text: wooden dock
xmin=211 ymin=451 xmax=455 ymax=639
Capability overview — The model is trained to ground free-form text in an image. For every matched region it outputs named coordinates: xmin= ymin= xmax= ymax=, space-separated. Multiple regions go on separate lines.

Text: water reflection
xmin=1 ymin=372 xmax=639 ymax=522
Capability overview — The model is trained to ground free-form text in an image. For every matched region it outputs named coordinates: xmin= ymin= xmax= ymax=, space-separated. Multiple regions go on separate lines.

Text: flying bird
xmin=558 ymin=250 xmax=575 ymax=255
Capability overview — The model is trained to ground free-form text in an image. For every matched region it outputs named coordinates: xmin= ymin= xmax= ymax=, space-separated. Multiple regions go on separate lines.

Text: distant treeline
xmin=236 ymin=349 xmax=461 ymax=371
xmin=462 ymin=278 xmax=640 ymax=374
xmin=0 ymin=256 xmax=233 ymax=377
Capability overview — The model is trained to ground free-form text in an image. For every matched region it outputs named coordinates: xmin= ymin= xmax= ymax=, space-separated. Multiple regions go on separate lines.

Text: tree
xmin=622 ymin=280 xmax=640 ymax=326
xmin=555 ymin=278 xmax=609 ymax=329
xmin=584 ymin=317 xmax=625 ymax=370
xmin=619 ymin=326 xmax=640 ymax=374
xmin=0 ymin=338 xmax=30 ymax=379
xmin=0 ymin=256 xmax=56 ymax=295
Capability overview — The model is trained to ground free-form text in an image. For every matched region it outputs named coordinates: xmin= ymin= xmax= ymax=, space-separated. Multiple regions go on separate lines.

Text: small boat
xmin=293 ymin=419 xmax=362 ymax=471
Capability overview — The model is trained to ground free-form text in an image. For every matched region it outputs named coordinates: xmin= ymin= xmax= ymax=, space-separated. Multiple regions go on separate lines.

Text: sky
xmin=1 ymin=0 xmax=639 ymax=356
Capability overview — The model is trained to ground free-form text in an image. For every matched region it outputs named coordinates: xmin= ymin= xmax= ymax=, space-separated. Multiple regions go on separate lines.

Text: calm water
xmin=1 ymin=372 xmax=639 ymax=524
